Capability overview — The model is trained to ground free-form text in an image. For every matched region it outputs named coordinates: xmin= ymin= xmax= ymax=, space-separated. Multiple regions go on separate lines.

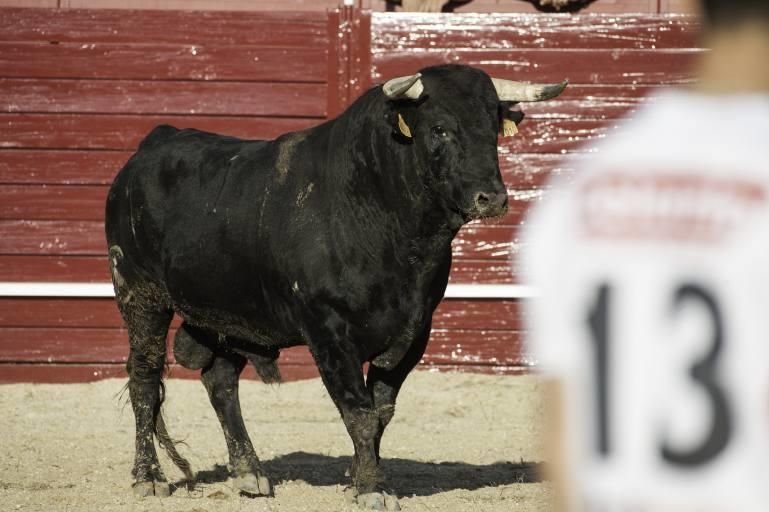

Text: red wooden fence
xmin=0 ymin=5 xmax=701 ymax=382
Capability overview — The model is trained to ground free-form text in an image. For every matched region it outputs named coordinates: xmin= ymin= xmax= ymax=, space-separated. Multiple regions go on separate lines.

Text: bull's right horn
xmin=492 ymin=78 xmax=568 ymax=102
xmin=383 ymin=73 xmax=424 ymax=100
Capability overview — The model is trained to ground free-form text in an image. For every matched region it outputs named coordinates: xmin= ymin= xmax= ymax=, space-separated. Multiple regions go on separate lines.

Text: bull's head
xmin=382 ymin=65 xmax=566 ymax=226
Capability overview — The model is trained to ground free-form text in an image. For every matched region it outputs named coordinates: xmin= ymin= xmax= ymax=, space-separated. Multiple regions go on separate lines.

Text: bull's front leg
xmin=366 ymin=325 xmax=431 ymax=463
xmin=307 ymin=322 xmax=400 ymax=511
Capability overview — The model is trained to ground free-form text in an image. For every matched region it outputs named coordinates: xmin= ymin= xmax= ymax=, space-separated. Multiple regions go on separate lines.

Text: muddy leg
xmin=309 ymin=328 xmax=400 ymax=510
xmin=367 ymin=327 xmax=430 ymax=464
xmin=124 ymin=306 xmax=174 ymax=497
xmin=201 ymin=352 xmax=271 ymax=496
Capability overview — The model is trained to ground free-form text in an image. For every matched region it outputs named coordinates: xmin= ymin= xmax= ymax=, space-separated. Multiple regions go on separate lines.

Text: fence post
xmin=327 ymin=3 xmax=371 ymax=119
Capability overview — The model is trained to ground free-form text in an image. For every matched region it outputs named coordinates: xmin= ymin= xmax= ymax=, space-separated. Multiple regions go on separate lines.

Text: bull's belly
xmin=173 ymin=302 xmax=305 ymax=349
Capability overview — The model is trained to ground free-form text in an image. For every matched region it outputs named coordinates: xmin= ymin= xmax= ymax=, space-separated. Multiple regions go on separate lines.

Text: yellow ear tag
xmin=398 ymin=114 xmax=412 ymax=138
xmin=502 ymin=118 xmax=518 ymax=137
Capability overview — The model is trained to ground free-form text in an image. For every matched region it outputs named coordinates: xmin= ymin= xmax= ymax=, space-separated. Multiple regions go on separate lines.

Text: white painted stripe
xmin=0 ymin=282 xmax=115 ymax=297
xmin=0 ymin=282 xmax=538 ymax=299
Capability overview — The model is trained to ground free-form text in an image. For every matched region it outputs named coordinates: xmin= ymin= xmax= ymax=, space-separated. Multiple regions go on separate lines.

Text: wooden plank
xmin=0 ymin=255 xmax=515 ymax=284
xmin=350 ymin=8 xmax=372 ymax=103
xmin=0 ymin=44 xmax=327 ymax=82
xmin=326 ymin=9 xmax=341 ymax=118
xmin=0 ymin=297 xmax=122 ymax=327
xmin=0 ymin=149 xmax=575 ymax=196
xmin=0 ymin=114 xmax=608 ymax=151
xmin=0 ymin=149 xmax=130 ymax=185
xmin=367 ymin=77 xmax=664 ymax=122
xmin=0 ymin=327 xmax=529 ymax=365
xmin=0 ymin=220 xmax=106 ymax=255
xmin=499 ymin=152 xmax=578 ymax=191
xmin=515 ymin=84 xmax=660 ymax=119
xmin=1 ymin=79 xmax=334 ymax=116
xmin=371 ymin=48 xmax=700 ymax=85
xmin=372 ymin=13 xmax=698 ymax=50
xmin=0 ymin=327 xmax=311 ymax=363
xmin=0 ymin=113 xmax=325 ymax=150
xmin=0 ymin=149 xmax=575 ymax=188
xmin=0 ymin=8 xmax=329 ymax=47
xmin=0 ymin=255 xmax=111 ymax=282
xmin=660 ymin=0 xmax=697 ymax=13
xmin=0 ymin=297 xmax=523 ymax=330
xmin=425 ymin=329 xmax=528 ymax=366
xmin=0 ymin=1 xmax=57 ymax=6
xmin=0 ymin=219 xmax=525 ymax=261
xmin=0 ymin=327 xmax=131 ymax=362
xmin=61 ymin=0 xmax=340 ymax=12
xmin=0 ymin=184 xmax=537 ymax=224
xmin=452 ymin=225 xmax=522 ymax=261
xmin=0 ymin=81 xmax=327 ymax=118
xmin=0 ymin=363 xmax=129 ymax=383
xmin=502 ymin=118 xmax=617 ymax=154
xmin=0 ymin=220 xmax=524 ymax=260
xmin=0 ymin=362 xmax=322 ymax=383
xmin=0 ymin=185 xmax=106 ymax=220
xmin=0 ymin=362 xmax=527 ymax=383
xmin=449 ymin=259 xmax=515 ymax=285
xmin=436 ymin=299 xmax=523 ymax=330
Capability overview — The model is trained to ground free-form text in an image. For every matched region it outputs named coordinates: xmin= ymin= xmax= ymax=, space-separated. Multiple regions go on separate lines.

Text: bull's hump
xmin=139 ymin=124 xmax=180 ymax=150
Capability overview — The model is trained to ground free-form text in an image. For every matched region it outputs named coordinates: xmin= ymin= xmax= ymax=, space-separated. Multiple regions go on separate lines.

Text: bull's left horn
xmin=383 ymin=73 xmax=424 ymax=100
xmin=492 ymin=78 xmax=568 ymax=102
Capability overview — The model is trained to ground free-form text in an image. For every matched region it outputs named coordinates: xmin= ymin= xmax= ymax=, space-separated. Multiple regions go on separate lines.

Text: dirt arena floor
xmin=0 ymin=371 xmax=552 ymax=511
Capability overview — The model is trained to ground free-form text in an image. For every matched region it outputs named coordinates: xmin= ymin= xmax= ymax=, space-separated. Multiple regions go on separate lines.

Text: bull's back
xmin=105 ymin=125 xmax=275 ymax=295
xmin=105 ymin=123 xmax=336 ymax=343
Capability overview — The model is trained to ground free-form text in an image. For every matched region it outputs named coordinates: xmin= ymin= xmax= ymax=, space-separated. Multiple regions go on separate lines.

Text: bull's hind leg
xmin=123 ymin=304 xmax=175 ymax=497
xmin=201 ymin=348 xmax=272 ymax=496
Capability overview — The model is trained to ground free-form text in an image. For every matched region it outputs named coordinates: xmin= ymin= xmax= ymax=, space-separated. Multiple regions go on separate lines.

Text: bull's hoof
xmin=233 ymin=472 xmax=272 ymax=497
xmin=132 ymin=480 xmax=171 ymax=498
xmin=344 ymin=487 xmax=400 ymax=511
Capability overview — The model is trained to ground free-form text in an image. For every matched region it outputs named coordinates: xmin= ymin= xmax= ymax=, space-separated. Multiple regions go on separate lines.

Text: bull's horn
xmin=492 ymin=78 xmax=568 ymax=102
xmin=383 ymin=73 xmax=424 ymax=100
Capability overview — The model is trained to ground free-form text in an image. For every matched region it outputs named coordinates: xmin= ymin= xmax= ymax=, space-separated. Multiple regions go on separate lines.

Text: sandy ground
xmin=0 ymin=371 xmax=552 ymax=512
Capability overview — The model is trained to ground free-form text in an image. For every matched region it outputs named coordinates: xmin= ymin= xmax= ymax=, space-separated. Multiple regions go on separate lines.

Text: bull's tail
xmin=154 ymin=381 xmax=195 ymax=482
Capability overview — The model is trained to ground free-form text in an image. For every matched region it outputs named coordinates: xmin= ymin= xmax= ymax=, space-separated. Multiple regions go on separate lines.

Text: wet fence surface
xmin=0 ymin=5 xmax=700 ymax=381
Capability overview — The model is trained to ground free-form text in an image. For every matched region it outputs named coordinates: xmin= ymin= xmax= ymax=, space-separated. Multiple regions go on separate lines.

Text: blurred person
xmin=522 ymin=0 xmax=769 ymax=511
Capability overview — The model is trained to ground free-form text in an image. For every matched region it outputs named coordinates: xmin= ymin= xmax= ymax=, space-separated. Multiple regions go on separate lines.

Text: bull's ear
xmin=502 ymin=118 xmax=518 ymax=137
xmin=499 ymin=102 xmax=525 ymax=138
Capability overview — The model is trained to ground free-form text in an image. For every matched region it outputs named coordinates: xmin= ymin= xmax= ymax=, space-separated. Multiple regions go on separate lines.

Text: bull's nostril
xmin=475 ymin=192 xmax=490 ymax=208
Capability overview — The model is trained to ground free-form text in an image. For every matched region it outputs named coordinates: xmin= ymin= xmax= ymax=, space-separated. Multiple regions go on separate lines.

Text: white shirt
xmin=522 ymin=91 xmax=769 ymax=512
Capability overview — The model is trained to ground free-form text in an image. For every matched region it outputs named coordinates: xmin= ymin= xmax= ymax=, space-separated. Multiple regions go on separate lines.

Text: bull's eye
xmin=431 ymin=126 xmax=448 ymax=139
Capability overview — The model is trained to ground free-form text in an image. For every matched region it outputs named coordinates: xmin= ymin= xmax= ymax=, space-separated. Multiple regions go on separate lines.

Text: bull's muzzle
xmin=472 ymin=191 xmax=508 ymax=219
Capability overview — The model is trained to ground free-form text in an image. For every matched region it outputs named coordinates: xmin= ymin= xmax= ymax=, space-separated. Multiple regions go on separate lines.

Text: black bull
xmin=105 ymin=64 xmax=566 ymax=509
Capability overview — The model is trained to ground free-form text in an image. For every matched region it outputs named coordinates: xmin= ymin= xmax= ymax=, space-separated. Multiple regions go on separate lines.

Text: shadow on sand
xmin=184 ymin=451 xmax=543 ymax=497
